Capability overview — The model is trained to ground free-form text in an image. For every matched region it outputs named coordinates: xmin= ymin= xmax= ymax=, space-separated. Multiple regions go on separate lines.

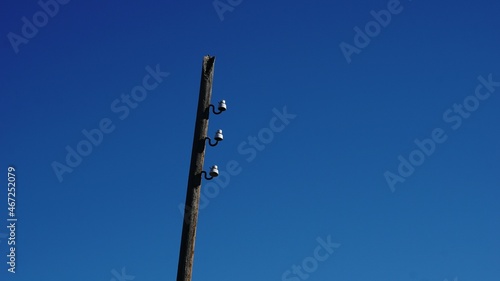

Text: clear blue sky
xmin=1 ymin=0 xmax=499 ymax=280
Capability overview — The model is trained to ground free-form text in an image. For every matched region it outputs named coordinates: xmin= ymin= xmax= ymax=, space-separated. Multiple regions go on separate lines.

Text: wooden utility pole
xmin=176 ymin=55 xmax=216 ymax=281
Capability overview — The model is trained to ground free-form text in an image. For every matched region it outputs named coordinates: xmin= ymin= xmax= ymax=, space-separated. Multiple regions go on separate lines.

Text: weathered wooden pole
xmin=176 ymin=55 xmax=215 ymax=281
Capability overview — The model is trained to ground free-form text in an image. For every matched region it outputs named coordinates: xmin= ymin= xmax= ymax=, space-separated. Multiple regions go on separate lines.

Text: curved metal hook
xmin=205 ymin=137 xmax=220 ymax=147
xmin=208 ymin=104 xmax=224 ymax=115
xmin=200 ymin=171 xmax=214 ymax=180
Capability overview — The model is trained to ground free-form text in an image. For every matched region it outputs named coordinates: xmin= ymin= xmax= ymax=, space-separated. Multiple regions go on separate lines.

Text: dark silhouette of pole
xmin=176 ymin=55 xmax=215 ymax=281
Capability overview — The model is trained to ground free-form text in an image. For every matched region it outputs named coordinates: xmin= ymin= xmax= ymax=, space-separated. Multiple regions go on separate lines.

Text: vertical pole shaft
xmin=176 ymin=55 xmax=216 ymax=281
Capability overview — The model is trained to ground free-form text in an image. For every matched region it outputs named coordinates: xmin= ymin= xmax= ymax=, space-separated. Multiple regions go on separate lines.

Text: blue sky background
xmin=1 ymin=0 xmax=499 ymax=280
